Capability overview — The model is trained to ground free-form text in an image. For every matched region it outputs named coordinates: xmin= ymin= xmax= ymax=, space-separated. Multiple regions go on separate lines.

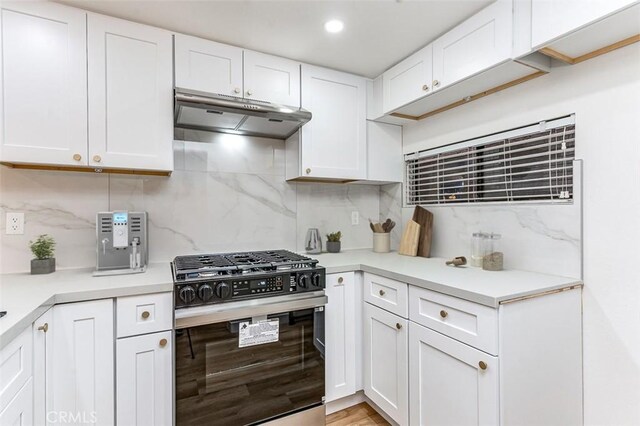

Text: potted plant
xmin=326 ymin=231 xmax=342 ymax=253
xmin=29 ymin=234 xmax=56 ymax=274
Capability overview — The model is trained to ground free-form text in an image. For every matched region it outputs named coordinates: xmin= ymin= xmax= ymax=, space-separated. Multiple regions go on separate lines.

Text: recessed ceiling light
xmin=324 ymin=19 xmax=344 ymax=33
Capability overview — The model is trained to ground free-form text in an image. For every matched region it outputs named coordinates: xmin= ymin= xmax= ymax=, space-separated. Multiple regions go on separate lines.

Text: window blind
xmin=405 ymin=116 xmax=575 ymax=206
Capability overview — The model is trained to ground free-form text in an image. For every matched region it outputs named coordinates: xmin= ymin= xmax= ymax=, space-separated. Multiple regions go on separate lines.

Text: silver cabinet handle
xmin=38 ymin=323 xmax=49 ymax=333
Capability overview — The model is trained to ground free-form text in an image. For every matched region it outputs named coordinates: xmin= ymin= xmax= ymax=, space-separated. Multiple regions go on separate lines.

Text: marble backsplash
xmin=400 ymin=161 xmax=583 ymax=278
xmin=0 ymin=132 xmax=392 ymax=273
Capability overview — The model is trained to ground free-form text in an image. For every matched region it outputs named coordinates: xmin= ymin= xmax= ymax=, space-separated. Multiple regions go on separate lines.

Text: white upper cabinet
xmin=174 ymin=34 xmax=243 ymax=96
xmin=367 ymin=121 xmax=403 ymax=183
xmin=409 ymin=322 xmax=499 ymax=426
xmin=433 ymin=0 xmax=513 ymax=90
xmin=175 ymin=35 xmax=301 ymax=106
xmin=244 ymin=50 xmax=301 ymax=106
xmin=531 ymin=0 xmax=638 ymax=48
xmin=382 ymin=44 xmax=433 ymax=113
xmin=88 ymin=14 xmax=173 ymax=171
xmin=0 ymin=2 xmax=87 ymax=166
xmin=295 ymin=64 xmax=367 ymax=180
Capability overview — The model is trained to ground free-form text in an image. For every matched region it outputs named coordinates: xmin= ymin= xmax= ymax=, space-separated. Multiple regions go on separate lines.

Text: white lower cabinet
xmin=409 ymin=322 xmax=498 ymax=426
xmin=116 ymin=330 xmax=172 ymax=426
xmin=325 ymin=272 xmax=357 ymax=402
xmin=52 ymin=300 xmax=114 ymax=426
xmin=363 ymin=302 xmax=408 ymax=425
xmin=33 ymin=308 xmax=53 ymax=425
xmin=0 ymin=378 xmax=33 ymax=425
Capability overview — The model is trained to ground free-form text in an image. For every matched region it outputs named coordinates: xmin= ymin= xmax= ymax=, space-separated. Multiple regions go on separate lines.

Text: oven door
xmin=175 ymin=292 xmax=326 ymax=426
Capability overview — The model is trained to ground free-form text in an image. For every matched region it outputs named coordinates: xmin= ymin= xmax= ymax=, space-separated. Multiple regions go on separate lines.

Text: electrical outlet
xmin=6 ymin=212 xmax=24 ymax=235
xmin=351 ymin=211 xmax=359 ymax=226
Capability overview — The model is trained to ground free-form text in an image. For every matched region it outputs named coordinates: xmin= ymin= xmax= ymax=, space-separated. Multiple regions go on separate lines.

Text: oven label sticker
xmin=238 ymin=320 xmax=279 ymax=347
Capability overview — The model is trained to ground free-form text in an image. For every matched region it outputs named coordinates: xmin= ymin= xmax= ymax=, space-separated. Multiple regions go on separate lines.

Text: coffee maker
xmin=94 ymin=211 xmax=148 ymax=276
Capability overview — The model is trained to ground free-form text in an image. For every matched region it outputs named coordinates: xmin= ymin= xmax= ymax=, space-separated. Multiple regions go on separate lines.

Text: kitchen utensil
xmin=412 ymin=206 xmax=433 ymax=258
xmin=373 ymin=232 xmax=391 ymax=253
xmin=382 ymin=218 xmax=392 ymax=232
xmin=369 ymin=218 xmax=384 ymax=233
xmin=387 ymin=221 xmax=396 ymax=232
xmin=399 ymin=220 xmax=420 ymax=256
xmin=446 ymin=256 xmax=467 ymax=267
xmin=369 ymin=221 xmax=376 ymax=232
xmin=305 ymin=228 xmax=322 ymax=254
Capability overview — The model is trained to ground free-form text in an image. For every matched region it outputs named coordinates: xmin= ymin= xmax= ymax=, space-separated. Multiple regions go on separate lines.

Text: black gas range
xmin=171 ymin=249 xmax=325 ymax=308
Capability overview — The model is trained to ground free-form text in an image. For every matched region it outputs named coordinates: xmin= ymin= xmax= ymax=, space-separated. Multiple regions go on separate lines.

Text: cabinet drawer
xmin=364 ymin=273 xmax=408 ymax=318
xmin=0 ymin=327 xmax=32 ymax=413
xmin=117 ymin=292 xmax=173 ymax=338
xmin=409 ymin=286 xmax=498 ymax=355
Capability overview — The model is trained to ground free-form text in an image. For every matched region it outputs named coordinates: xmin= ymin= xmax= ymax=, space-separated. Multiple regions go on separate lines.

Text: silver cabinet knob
xmin=233 ymin=87 xmax=241 ymax=94
xmin=396 ymin=323 xmax=402 ymax=330
xmin=93 ymin=155 xmax=101 ymax=163
xmin=38 ymin=323 xmax=49 ymax=333
xmin=73 ymin=153 xmax=82 ymax=161
xmin=379 ymin=289 xmax=385 ymax=296
xmin=338 ymin=277 xmax=344 ymax=284
xmin=305 ymin=168 xmax=311 ymax=175
xmin=422 ymin=84 xmax=429 ymax=91
xmin=479 ymin=361 xmax=487 ymax=370
xmin=440 ymin=310 xmax=448 ymax=318
xmin=433 ymin=79 xmax=440 ymax=87
xmin=246 ymin=90 xmax=253 ymax=96
xmin=141 ymin=311 xmax=150 ymax=319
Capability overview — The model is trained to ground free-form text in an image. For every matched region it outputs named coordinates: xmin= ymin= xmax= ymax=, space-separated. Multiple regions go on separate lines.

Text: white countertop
xmin=314 ymin=250 xmax=581 ymax=307
xmin=0 ymin=262 xmax=173 ymax=348
xmin=0 ymin=250 xmax=582 ymax=350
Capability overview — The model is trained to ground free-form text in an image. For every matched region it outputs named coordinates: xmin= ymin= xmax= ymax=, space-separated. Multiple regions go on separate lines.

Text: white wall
xmin=403 ymin=44 xmax=640 ymax=425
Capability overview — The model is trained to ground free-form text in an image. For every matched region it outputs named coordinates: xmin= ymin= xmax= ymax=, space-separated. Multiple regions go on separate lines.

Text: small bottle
xmin=483 ymin=233 xmax=503 ymax=271
xmin=470 ymin=232 xmax=488 ymax=267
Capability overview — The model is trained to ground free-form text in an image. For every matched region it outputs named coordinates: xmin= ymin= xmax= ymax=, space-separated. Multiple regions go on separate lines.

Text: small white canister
xmin=373 ymin=233 xmax=391 ymax=253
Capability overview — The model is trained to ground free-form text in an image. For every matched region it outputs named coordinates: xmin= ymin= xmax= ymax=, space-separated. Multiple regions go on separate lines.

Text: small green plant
xmin=326 ymin=231 xmax=342 ymax=242
xmin=29 ymin=234 xmax=56 ymax=260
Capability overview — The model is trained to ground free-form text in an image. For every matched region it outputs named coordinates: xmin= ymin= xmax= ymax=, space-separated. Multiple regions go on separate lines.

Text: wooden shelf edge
xmin=539 ymin=33 xmax=640 ymax=65
xmin=0 ymin=162 xmax=172 ymax=177
xmin=390 ymin=70 xmax=547 ymax=121
xmin=286 ymin=176 xmax=357 ymax=184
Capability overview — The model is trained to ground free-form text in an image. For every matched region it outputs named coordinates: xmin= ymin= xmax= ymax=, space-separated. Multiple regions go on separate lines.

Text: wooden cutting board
xmin=412 ymin=206 xmax=433 ymax=258
xmin=398 ymin=220 xmax=421 ymax=256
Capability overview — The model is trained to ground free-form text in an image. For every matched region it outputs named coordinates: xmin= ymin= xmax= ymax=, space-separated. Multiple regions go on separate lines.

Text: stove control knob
xmin=198 ymin=284 xmax=214 ymax=302
xmin=215 ymin=282 xmax=231 ymax=299
xmin=179 ymin=286 xmax=196 ymax=304
xmin=298 ymin=274 xmax=309 ymax=288
xmin=312 ymin=273 xmax=322 ymax=288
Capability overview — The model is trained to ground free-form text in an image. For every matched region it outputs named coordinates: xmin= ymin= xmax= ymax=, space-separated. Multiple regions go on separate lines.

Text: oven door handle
xmin=175 ymin=292 xmax=327 ymax=328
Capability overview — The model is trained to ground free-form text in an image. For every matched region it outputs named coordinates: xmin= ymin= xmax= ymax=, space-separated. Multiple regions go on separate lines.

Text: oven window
xmin=176 ymin=308 xmax=325 ymax=425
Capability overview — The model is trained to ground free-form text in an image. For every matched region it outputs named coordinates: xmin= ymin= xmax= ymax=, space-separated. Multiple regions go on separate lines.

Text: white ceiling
xmin=58 ymin=0 xmax=494 ymax=78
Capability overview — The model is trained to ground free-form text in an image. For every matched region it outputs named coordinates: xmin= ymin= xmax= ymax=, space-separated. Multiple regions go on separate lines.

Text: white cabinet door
xmin=244 ymin=50 xmax=300 ymax=106
xmin=300 ymin=65 xmax=367 ymax=180
xmin=0 ymin=379 xmax=33 ymax=426
xmin=363 ymin=303 xmax=408 ymax=425
xmin=531 ymin=0 xmax=637 ymax=48
xmin=0 ymin=327 xmax=32 ymax=414
xmin=33 ymin=308 xmax=53 ymax=426
xmin=433 ymin=0 xmax=513 ymax=90
xmin=325 ymin=272 xmax=356 ymax=402
xmin=367 ymin=121 xmax=403 ymax=183
xmin=88 ymin=14 xmax=173 ymax=171
xmin=174 ymin=34 xmax=243 ymax=96
xmin=382 ymin=44 xmax=433 ymax=113
xmin=116 ymin=331 xmax=172 ymax=426
xmin=409 ymin=322 xmax=498 ymax=426
xmin=0 ymin=1 xmax=87 ymax=166
xmin=52 ymin=300 xmax=114 ymax=426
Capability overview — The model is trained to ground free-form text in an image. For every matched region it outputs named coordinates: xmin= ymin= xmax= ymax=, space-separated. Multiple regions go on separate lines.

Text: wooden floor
xmin=326 ymin=403 xmax=390 ymax=426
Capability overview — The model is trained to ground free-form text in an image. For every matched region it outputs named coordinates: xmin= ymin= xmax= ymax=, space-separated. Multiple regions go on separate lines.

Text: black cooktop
xmin=172 ymin=250 xmax=319 ymax=283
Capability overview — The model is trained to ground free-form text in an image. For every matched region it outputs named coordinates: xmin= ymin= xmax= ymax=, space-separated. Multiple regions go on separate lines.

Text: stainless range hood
xmin=174 ymin=88 xmax=311 ymax=139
